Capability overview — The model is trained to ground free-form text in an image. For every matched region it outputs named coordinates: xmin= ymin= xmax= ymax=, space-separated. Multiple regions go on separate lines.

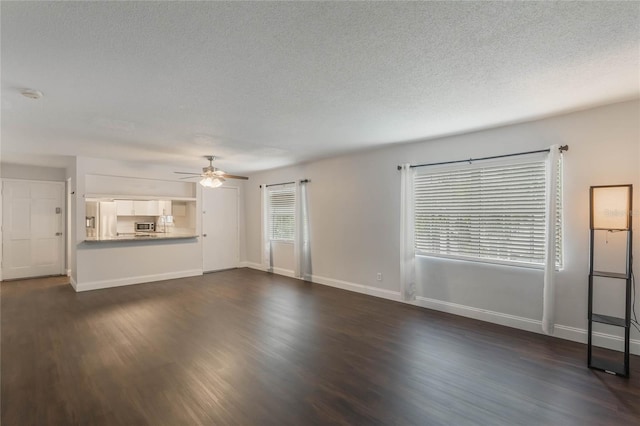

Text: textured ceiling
xmin=1 ymin=1 xmax=639 ymax=173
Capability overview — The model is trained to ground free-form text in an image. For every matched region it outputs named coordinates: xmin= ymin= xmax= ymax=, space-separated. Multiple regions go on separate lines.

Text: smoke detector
xmin=20 ymin=89 xmax=44 ymax=99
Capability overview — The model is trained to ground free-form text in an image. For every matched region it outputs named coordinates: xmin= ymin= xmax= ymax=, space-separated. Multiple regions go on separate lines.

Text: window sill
xmin=416 ymin=252 xmax=562 ymax=271
xmin=270 ymin=240 xmax=294 ymax=245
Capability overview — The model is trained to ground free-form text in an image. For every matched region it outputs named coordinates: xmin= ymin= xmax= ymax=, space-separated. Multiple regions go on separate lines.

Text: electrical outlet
xmin=376 ymin=273 xmax=382 ymax=281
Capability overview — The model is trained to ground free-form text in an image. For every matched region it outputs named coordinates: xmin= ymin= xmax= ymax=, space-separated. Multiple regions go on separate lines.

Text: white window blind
xmin=414 ymin=158 xmax=562 ymax=267
xmin=268 ymin=186 xmax=295 ymax=241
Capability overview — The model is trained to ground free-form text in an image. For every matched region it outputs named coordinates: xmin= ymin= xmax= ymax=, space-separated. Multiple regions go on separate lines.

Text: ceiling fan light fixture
xmin=175 ymin=155 xmax=247 ymax=184
xmin=200 ymin=176 xmax=224 ymax=188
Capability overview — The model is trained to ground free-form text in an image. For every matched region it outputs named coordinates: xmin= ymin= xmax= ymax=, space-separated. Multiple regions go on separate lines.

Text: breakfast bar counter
xmin=85 ymin=233 xmax=198 ymax=242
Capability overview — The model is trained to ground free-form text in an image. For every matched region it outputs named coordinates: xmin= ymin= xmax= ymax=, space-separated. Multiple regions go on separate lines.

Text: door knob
xmin=202 ymin=234 xmax=207 ymax=237
xmin=56 ymin=232 xmax=63 ymax=236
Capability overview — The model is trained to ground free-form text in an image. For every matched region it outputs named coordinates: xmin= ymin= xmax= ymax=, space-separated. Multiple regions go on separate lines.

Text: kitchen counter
xmin=85 ymin=233 xmax=198 ymax=242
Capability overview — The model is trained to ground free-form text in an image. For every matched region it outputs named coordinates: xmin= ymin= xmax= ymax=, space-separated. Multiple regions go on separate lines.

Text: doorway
xmin=202 ymin=186 xmax=239 ymax=272
xmin=2 ymin=179 xmax=65 ymax=280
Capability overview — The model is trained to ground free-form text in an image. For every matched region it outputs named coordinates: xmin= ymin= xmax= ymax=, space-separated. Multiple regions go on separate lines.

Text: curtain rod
xmin=260 ymin=179 xmax=309 ymax=188
xmin=397 ymin=145 xmax=568 ymax=170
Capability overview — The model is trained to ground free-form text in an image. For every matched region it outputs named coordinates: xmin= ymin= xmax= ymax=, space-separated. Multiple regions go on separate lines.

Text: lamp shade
xmin=590 ymin=185 xmax=632 ymax=230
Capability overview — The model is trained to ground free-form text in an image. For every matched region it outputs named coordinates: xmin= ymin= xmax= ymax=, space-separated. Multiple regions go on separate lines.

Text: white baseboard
xmin=414 ymin=296 xmax=542 ymax=332
xmin=311 ymin=274 xmax=402 ymax=301
xmin=69 ymin=276 xmax=77 ymax=290
xmin=273 ymin=267 xmax=296 ymax=278
xmin=553 ymin=324 xmax=640 ymax=355
xmin=240 ymin=262 xmax=295 ymax=278
xmin=415 ymin=296 xmax=640 ymax=355
xmin=66 ymin=269 xmax=71 ymax=277
xmin=74 ymin=269 xmax=203 ymax=292
xmin=240 ymin=261 xmax=265 ymax=271
xmin=240 ymin=262 xmax=640 ymax=355
xmin=240 ymin=261 xmax=401 ymax=301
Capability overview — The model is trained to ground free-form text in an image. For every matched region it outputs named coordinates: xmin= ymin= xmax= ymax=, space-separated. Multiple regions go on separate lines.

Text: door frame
xmin=1 ymin=178 xmax=67 ymax=280
xmin=201 ymin=185 xmax=240 ymax=272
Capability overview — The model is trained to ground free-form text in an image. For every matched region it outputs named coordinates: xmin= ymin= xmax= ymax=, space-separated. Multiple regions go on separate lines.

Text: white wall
xmin=244 ymin=100 xmax=640 ymax=352
xmin=1 ymin=163 xmax=66 ymax=181
xmin=0 ymin=155 xmax=246 ymax=288
xmin=271 ymin=241 xmax=295 ymax=274
xmin=72 ymin=156 xmax=246 ymax=291
xmin=0 ymin=164 xmax=2 ymax=281
xmin=66 ymin=160 xmax=78 ymax=285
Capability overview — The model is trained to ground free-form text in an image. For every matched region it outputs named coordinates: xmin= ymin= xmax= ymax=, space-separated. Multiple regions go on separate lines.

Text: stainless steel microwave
xmin=135 ymin=222 xmax=155 ymax=232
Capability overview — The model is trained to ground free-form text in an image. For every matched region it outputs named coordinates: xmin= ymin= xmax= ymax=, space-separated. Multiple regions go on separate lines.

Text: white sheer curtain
xmin=400 ymin=164 xmax=416 ymax=301
xmin=542 ymin=145 xmax=560 ymax=334
xmin=260 ymin=185 xmax=273 ymax=273
xmin=294 ymin=180 xmax=312 ymax=281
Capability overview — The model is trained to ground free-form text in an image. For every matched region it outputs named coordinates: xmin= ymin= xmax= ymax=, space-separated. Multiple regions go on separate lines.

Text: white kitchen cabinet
xmin=116 ymin=200 xmax=135 ymax=216
xmin=116 ymin=200 xmax=153 ymax=216
xmin=133 ymin=200 xmax=147 ymax=216
xmin=115 ymin=199 xmax=172 ymax=216
xmin=159 ymin=200 xmax=172 ymax=216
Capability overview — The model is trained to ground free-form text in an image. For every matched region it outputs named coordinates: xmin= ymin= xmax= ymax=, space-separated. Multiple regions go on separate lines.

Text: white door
xmin=202 ymin=186 xmax=239 ymax=272
xmin=2 ymin=180 xmax=65 ymax=280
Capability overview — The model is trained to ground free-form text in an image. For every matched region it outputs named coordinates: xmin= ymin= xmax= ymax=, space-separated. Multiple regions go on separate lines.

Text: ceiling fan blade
xmin=220 ymin=174 xmax=249 ymax=180
xmin=183 ymin=156 xmax=248 ymax=181
xmin=179 ymin=176 xmax=200 ymax=180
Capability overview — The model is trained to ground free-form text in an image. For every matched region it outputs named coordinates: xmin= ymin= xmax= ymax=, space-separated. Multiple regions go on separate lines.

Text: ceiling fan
xmin=174 ymin=156 xmax=248 ymax=188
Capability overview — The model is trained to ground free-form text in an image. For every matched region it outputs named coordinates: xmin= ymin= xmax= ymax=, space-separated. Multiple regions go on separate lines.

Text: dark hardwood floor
xmin=2 ymin=269 xmax=640 ymax=425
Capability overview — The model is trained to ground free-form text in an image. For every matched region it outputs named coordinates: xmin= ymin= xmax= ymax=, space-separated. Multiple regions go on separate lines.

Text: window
xmin=414 ymin=158 xmax=562 ymax=268
xmin=268 ymin=186 xmax=295 ymax=241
